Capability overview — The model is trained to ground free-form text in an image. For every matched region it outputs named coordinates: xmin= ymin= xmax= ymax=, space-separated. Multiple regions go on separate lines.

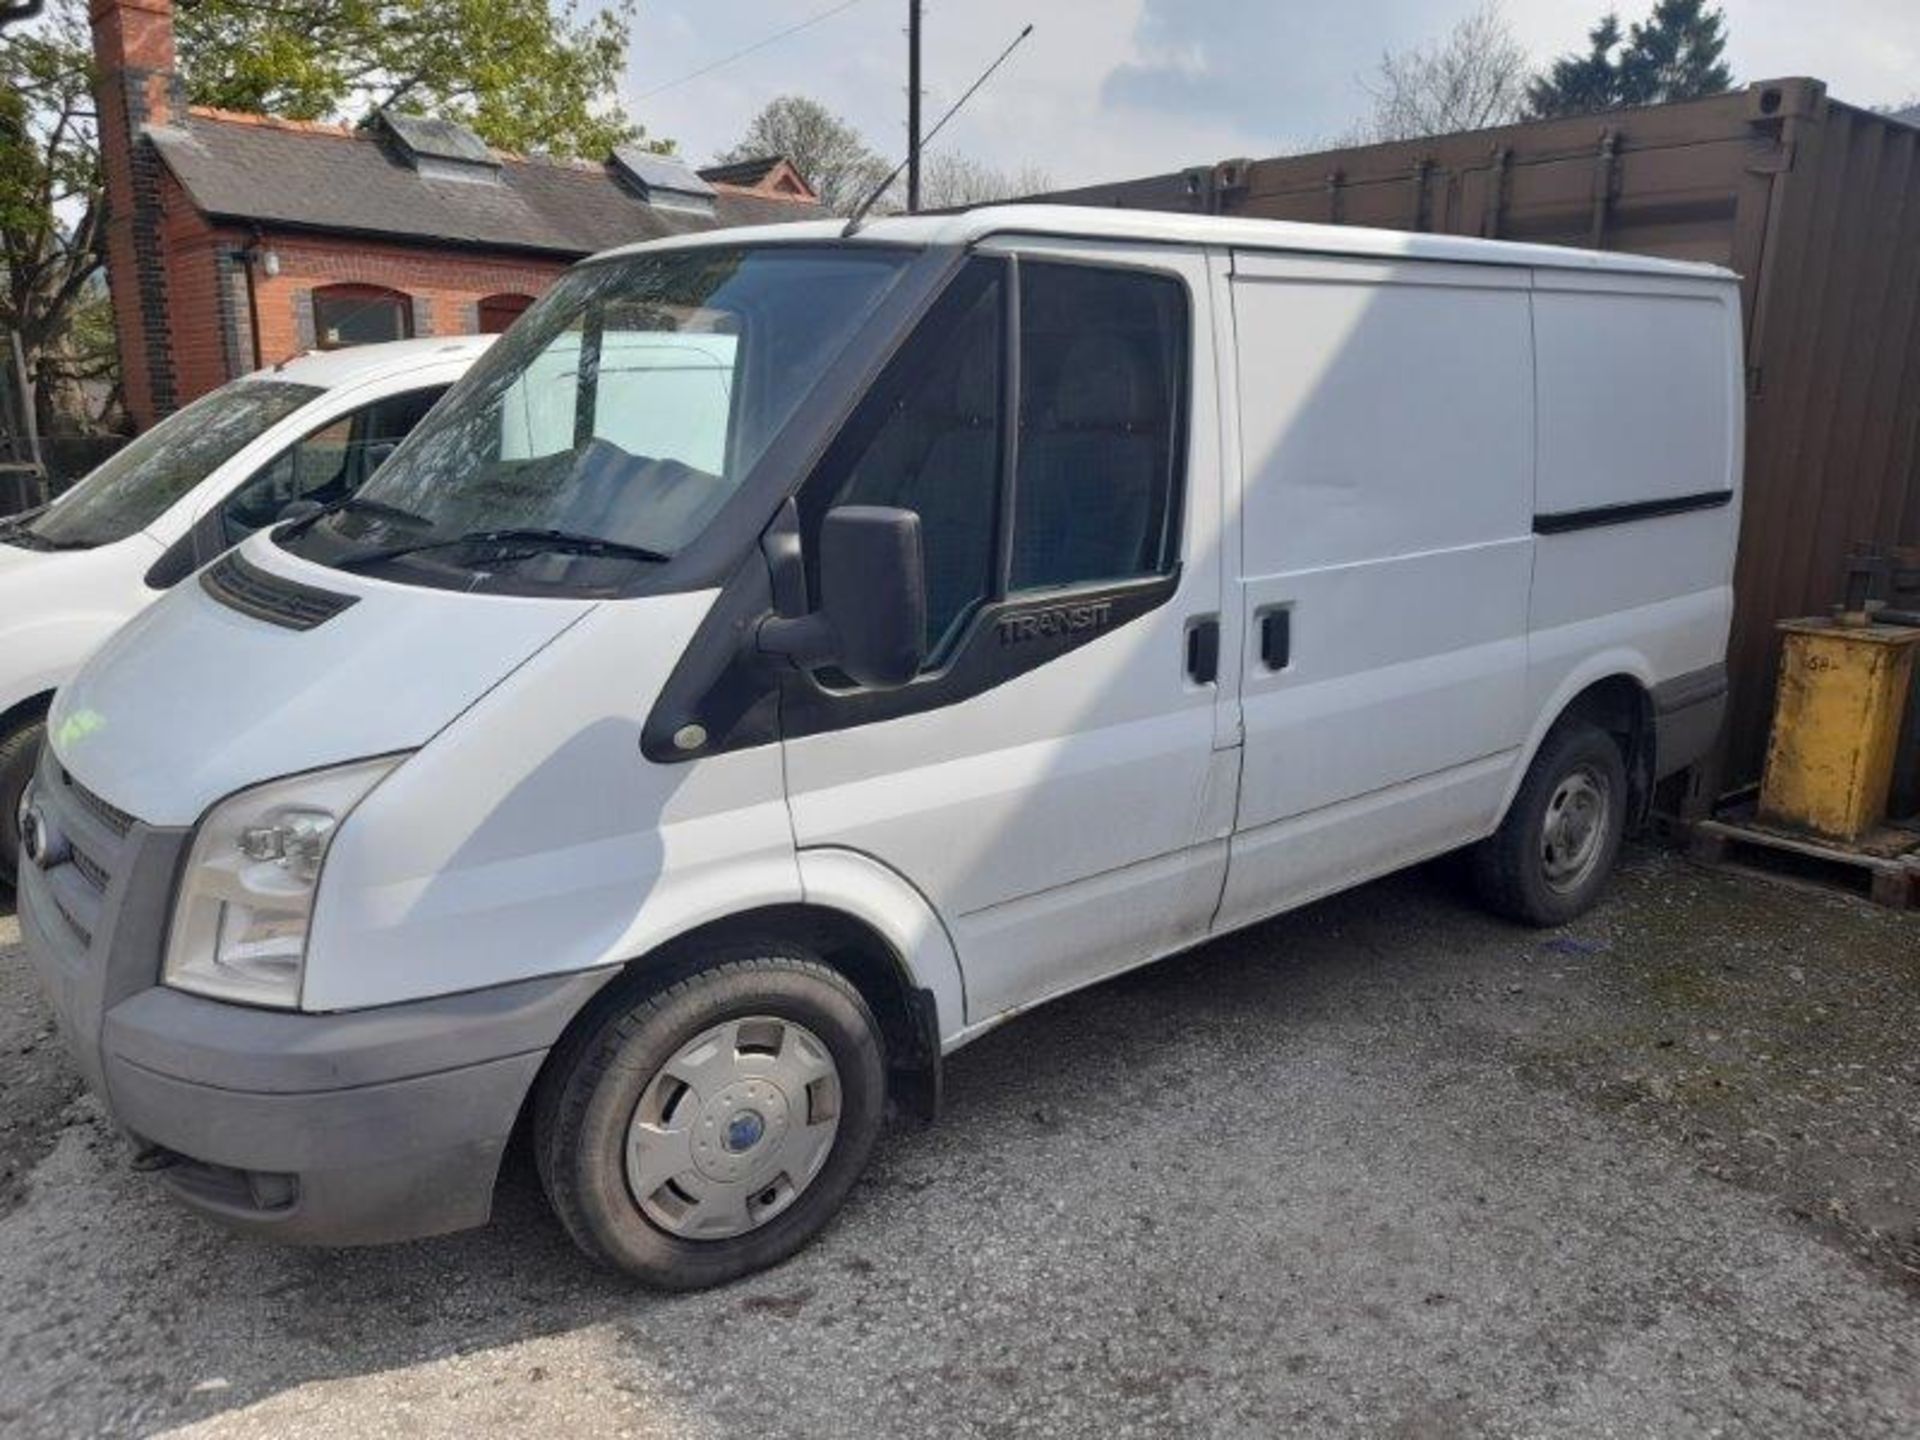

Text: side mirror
xmin=277 ymin=498 xmax=325 ymax=524
xmin=759 ymin=505 xmax=927 ymax=689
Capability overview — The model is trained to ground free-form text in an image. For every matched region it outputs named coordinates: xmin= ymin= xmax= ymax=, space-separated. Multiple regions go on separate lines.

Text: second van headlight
xmin=165 ymin=756 xmax=405 ymax=1008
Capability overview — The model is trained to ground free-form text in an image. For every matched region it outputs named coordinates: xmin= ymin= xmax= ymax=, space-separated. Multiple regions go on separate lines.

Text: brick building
xmin=89 ymin=0 xmax=821 ymax=430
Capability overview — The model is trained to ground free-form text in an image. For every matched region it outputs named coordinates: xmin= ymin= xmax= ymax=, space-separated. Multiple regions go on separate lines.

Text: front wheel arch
xmin=510 ymin=903 xmax=943 ymax=1172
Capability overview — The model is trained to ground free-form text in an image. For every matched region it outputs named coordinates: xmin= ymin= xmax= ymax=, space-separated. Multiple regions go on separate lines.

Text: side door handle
xmin=1259 ymin=607 xmax=1291 ymax=671
xmin=1186 ymin=615 xmax=1220 ymax=685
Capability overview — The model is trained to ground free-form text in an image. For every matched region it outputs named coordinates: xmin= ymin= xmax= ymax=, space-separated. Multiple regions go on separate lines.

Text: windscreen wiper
xmin=334 ymin=526 xmax=672 ymax=571
xmin=0 ymin=521 xmax=90 ymax=552
xmin=278 ymin=492 xmax=433 ymax=540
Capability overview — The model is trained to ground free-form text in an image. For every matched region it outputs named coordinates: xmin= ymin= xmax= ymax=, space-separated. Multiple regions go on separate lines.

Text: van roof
xmin=596 ymin=204 xmax=1735 ymax=282
xmin=238 ymin=334 xmax=496 ymax=391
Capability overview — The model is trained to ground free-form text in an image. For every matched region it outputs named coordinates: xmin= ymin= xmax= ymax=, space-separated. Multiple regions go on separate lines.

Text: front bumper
xmin=18 ymin=751 xmax=617 ymax=1246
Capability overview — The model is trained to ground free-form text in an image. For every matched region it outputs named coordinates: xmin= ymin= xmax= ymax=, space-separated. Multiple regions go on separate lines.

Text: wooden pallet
xmin=1689 ymin=814 xmax=1920 ymax=909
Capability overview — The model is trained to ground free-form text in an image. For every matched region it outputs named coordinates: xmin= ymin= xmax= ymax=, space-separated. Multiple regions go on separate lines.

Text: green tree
xmin=1527 ymin=1 xmax=1733 ymax=119
xmin=2 ymin=0 xmax=660 ymax=436
xmin=176 ymin=0 xmax=656 ymax=160
xmin=1525 ymin=13 xmax=1627 ymax=118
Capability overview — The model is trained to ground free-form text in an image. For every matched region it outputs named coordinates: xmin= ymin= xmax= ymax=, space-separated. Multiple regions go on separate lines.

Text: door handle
xmin=1186 ymin=615 xmax=1220 ymax=685
xmin=1260 ymin=607 xmax=1292 ymax=671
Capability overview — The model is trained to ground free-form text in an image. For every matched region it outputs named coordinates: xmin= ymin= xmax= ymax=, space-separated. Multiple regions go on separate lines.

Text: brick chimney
xmin=90 ymin=0 xmax=181 ymax=429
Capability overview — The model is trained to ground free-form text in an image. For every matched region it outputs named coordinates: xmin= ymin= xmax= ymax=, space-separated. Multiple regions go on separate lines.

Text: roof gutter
xmin=194 ymin=212 xmax=601 ymax=263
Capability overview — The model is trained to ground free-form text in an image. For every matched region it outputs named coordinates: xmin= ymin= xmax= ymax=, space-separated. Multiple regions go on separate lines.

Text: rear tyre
xmin=1471 ymin=719 xmax=1627 ymax=927
xmin=534 ymin=947 xmax=887 ymax=1290
xmin=0 ymin=716 xmax=45 ymax=887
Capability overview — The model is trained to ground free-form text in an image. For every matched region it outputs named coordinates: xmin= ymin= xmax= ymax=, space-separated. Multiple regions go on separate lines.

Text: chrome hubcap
xmin=1541 ymin=766 xmax=1610 ymax=894
xmin=625 ymin=1015 xmax=841 ymax=1240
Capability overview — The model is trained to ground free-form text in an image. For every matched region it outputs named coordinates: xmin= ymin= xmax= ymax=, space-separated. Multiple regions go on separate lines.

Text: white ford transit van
xmin=18 ymin=209 xmax=1738 ymax=1288
xmin=0 ymin=336 xmax=490 ymax=881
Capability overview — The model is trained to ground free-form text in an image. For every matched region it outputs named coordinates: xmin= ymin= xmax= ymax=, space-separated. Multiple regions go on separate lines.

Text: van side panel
xmin=1217 ymin=254 xmax=1534 ymax=931
xmin=1523 ymin=272 xmax=1741 ymax=784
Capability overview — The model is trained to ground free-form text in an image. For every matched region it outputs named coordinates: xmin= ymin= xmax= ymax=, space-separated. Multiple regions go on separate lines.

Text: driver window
xmin=821 ymin=262 xmax=1004 ymax=660
xmin=221 ymin=386 xmax=448 ymax=543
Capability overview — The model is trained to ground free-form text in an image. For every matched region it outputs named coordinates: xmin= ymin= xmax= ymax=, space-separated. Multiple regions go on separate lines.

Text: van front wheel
xmin=534 ymin=948 xmax=887 ymax=1289
xmin=1472 ymin=719 xmax=1627 ymax=926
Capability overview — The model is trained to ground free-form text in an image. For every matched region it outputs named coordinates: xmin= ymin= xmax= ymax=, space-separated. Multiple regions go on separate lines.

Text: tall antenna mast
xmin=844 ymin=22 xmax=1034 ymax=237
xmin=907 ymin=1 xmax=923 ymax=213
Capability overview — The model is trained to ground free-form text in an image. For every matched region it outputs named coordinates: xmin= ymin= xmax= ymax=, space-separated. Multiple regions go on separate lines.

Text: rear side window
xmin=819 ymin=257 xmax=1188 ymax=665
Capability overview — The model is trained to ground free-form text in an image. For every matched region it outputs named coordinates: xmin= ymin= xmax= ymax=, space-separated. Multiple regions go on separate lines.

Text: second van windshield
xmin=290 ymin=245 xmax=916 ymax=588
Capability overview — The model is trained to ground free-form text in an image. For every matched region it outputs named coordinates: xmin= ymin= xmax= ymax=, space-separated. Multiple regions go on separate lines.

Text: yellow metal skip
xmin=1758 ymin=620 xmax=1920 ymax=844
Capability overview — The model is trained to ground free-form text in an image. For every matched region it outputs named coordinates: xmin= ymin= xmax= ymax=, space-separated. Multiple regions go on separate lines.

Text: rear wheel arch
xmin=1508 ymin=666 xmax=1657 ymax=830
xmin=1553 ymin=675 xmax=1656 ymax=827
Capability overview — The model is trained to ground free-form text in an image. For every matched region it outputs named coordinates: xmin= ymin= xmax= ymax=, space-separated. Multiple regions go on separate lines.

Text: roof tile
xmin=150 ymin=114 xmax=820 ymax=258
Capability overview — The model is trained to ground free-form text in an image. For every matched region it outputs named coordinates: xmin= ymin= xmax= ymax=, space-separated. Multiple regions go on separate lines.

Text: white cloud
xmin=616 ymin=0 xmax=1920 ymax=193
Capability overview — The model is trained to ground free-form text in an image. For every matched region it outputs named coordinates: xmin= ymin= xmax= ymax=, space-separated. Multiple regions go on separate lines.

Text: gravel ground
xmin=2 ymin=848 xmax=1917 ymax=1439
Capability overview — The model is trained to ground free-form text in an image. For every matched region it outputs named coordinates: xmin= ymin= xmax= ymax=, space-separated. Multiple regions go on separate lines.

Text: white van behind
xmin=0 ymin=336 xmax=490 ymax=881
xmin=17 ymin=209 xmax=1738 ymax=1288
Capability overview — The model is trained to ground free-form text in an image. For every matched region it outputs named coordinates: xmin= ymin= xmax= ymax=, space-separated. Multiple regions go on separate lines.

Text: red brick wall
xmin=153 ymin=216 xmax=569 ymax=407
xmin=94 ymin=0 xmax=576 ymax=422
xmin=244 ymin=235 xmax=567 ymax=376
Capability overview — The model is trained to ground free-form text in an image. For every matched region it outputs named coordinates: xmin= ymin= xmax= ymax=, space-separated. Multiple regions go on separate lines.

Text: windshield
xmin=12 ymin=381 xmax=321 ymax=550
xmin=290 ymin=245 xmax=914 ymax=587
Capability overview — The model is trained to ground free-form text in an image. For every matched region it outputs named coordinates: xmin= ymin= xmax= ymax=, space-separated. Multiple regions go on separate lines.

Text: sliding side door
xmin=1217 ymin=251 xmax=1535 ymax=930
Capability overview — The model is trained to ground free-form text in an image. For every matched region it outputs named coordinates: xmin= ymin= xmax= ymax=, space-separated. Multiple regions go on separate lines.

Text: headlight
xmin=165 ymin=756 xmax=405 ymax=1008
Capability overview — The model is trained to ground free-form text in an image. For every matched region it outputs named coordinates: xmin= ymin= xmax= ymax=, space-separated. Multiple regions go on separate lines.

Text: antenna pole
xmin=844 ymin=21 xmax=1033 ymax=236
xmin=907 ymin=1 xmax=923 ymax=213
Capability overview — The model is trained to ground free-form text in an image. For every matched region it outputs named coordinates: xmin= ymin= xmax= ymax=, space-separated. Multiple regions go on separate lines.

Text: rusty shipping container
xmin=1041 ymin=79 xmax=1920 ymax=802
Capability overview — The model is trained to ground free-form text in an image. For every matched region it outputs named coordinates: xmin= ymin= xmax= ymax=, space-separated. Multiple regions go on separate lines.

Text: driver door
xmin=779 ymin=244 xmax=1239 ymax=1028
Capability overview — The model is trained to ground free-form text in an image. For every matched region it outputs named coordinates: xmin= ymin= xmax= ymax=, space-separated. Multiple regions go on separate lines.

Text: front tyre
xmin=534 ymin=948 xmax=887 ymax=1290
xmin=0 ymin=715 xmax=45 ymax=887
xmin=1471 ymin=719 xmax=1627 ymax=927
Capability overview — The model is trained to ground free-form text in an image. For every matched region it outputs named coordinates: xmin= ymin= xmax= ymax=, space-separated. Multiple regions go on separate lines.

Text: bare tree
xmin=2 ymin=0 xmax=114 ymax=436
xmin=719 ymin=96 xmax=891 ymax=215
xmin=915 ymin=152 xmax=1051 ymax=210
xmin=1354 ymin=3 xmax=1530 ymax=143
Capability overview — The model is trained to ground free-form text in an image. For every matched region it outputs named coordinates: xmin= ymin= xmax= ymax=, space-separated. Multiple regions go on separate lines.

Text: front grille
xmin=35 ymin=748 xmax=142 ymax=952
xmin=63 ymin=770 xmax=133 ymax=839
xmin=70 ymin=844 xmax=110 ymax=894
xmin=202 ymin=552 xmax=359 ymax=632
xmin=50 ymin=898 xmax=93 ymax=952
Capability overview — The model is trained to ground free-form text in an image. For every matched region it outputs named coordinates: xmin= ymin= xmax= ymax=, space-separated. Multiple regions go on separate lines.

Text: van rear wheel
xmin=534 ymin=948 xmax=887 ymax=1289
xmin=1472 ymin=719 xmax=1627 ymax=926
xmin=0 ymin=716 xmax=45 ymax=887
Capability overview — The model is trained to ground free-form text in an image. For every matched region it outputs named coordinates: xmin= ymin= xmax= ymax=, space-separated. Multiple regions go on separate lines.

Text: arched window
xmin=478 ymin=293 xmax=536 ymax=334
xmin=312 ymin=284 xmax=413 ymax=349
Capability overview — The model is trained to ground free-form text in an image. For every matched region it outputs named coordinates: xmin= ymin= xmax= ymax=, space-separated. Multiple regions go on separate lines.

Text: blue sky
xmin=619 ymin=0 xmax=1919 ymax=187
